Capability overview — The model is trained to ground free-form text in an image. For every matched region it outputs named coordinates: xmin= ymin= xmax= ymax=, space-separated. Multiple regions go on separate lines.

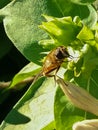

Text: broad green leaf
xmin=53 ymin=1 xmax=97 ymax=27
xmin=0 ymin=62 xmax=41 ymax=103
xmin=77 ymin=4 xmax=97 ymax=28
xmin=0 ymin=0 xmax=62 ymax=64
xmin=54 ymin=86 xmax=84 ymax=130
xmin=9 ymin=62 xmax=41 ymax=89
xmin=0 ymin=0 xmax=97 ymax=64
xmin=0 ymin=77 xmax=56 ymax=130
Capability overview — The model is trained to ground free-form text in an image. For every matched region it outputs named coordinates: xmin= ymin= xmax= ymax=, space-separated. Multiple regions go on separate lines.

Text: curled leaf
xmin=73 ymin=119 xmax=98 ymax=130
xmin=57 ymin=78 xmax=98 ymax=116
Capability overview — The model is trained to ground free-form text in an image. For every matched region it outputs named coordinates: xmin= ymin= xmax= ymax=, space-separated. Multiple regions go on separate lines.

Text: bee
xmin=34 ymin=46 xmax=70 ymax=82
xmin=42 ymin=46 xmax=70 ymax=77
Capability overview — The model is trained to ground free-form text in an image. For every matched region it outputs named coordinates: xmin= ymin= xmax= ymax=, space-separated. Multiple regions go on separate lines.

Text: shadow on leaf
xmin=5 ymin=109 xmax=31 ymax=124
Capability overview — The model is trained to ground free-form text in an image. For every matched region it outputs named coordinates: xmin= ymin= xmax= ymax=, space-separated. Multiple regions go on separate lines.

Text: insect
xmin=42 ymin=46 xmax=70 ymax=77
xmin=34 ymin=46 xmax=70 ymax=82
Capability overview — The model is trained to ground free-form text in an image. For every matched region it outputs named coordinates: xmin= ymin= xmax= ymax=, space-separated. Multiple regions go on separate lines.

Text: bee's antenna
xmin=69 ymin=55 xmax=74 ymax=59
xmin=69 ymin=55 xmax=80 ymax=59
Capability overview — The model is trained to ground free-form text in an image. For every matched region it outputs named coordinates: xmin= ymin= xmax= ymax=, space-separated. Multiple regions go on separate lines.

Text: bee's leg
xmin=45 ymin=66 xmax=60 ymax=86
xmin=44 ymin=73 xmax=55 ymax=87
xmin=45 ymin=74 xmax=54 ymax=77
xmin=54 ymin=66 xmax=60 ymax=85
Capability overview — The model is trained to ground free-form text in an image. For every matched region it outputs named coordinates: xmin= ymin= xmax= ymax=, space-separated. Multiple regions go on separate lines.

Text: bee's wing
xmin=33 ymin=71 xmax=43 ymax=83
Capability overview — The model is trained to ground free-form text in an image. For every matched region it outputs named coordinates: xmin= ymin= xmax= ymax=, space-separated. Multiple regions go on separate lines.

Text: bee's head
xmin=55 ymin=46 xmax=69 ymax=60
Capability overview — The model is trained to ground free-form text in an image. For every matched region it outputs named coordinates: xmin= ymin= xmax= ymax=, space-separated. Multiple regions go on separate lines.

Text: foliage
xmin=0 ymin=0 xmax=98 ymax=130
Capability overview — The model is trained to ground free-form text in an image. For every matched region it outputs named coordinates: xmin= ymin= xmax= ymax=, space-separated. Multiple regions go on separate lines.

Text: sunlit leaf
xmin=9 ymin=62 xmax=41 ymax=88
xmin=0 ymin=0 xmax=97 ymax=63
xmin=0 ymin=77 xmax=56 ymax=130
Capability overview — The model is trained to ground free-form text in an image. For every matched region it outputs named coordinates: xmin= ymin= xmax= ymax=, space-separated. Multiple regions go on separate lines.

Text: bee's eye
xmin=55 ymin=49 xmax=64 ymax=59
xmin=55 ymin=47 xmax=69 ymax=59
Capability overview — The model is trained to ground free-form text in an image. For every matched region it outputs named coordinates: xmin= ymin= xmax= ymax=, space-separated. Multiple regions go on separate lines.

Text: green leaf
xmin=0 ymin=1 xmax=98 ymax=129
xmin=9 ymin=62 xmax=41 ymax=89
xmin=40 ymin=15 xmax=82 ymax=46
xmin=77 ymin=25 xmax=94 ymax=40
xmin=0 ymin=62 xmax=41 ymax=103
xmin=53 ymin=1 xmax=97 ymax=27
xmin=0 ymin=0 xmax=97 ymax=63
xmin=54 ymin=78 xmax=98 ymax=130
xmin=0 ymin=0 xmax=63 ymax=64
xmin=89 ymin=69 xmax=98 ymax=99
xmin=0 ymin=77 xmax=56 ymax=130
xmin=65 ymin=43 xmax=98 ymax=87
xmin=55 ymin=78 xmax=98 ymax=130
xmin=54 ymin=87 xmax=84 ymax=130
xmin=78 ymin=4 xmax=97 ymax=28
